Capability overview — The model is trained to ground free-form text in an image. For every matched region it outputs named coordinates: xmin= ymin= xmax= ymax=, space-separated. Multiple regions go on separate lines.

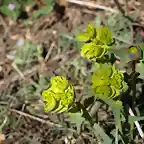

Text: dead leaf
xmin=0 ymin=133 xmax=5 ymax=144
xmin=57 ymin=0 xmax=68 ymax=7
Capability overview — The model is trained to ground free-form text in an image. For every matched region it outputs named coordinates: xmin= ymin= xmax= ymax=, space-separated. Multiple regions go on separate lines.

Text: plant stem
xmin=131 ymin=61 xmax=136 ymax=110
xmin=115 ymin=126 xmax=119 ymax=144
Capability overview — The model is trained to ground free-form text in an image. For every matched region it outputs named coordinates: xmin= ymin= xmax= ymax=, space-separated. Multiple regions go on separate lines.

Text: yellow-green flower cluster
xmin=91 ymin=64 xmax=127 ymax=99
xmin=42 ymin=76 xmax=75 ymax=113
xmin=77 ymin=24 xmax=114 ymax=61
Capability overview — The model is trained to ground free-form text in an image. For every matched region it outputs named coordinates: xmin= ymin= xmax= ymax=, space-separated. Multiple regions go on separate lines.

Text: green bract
xmin=42 ymin=90 xmax=57 ymax=112
xmin=77 ymin=24 xmax=96 ymax=42
xmin=91 ymin=64 xmax=127 ymax=99
xmin=81 ymin=43 xmax=109 ymax=61
xmin=42 ymin=76 xmax=75 ymax=113
xmin=50 ymin=76 xmax=69 ymax=93
xmin=96 ymin=26 xmax=114 ymax=45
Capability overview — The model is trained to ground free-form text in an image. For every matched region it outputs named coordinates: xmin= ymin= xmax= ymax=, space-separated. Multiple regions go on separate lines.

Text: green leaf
xmin=33 ymin=6 xmax=53 ymax=18
xmin=128 ymin=115 xmax=144 ymax=139
xmin=129 ymin=115 xmax=144 ymax=123
xmin=46 ymin=0 xmax=54 ymax=6
xmin=2 ymin=0 xmax=21 ymax=6
xmin=68 ymin=112 xmax=85 ymax=133
xmin=92 ymin=123 xmax=112 ymax=144
xmin=139 ymin=43 xmax=144 ymax=61
xmin=136 ymin=62 xmax=144 ymax=77
xmin=95 ymin=16 xmax=101 ymax=26
xmin=106 ymin=99 xmax=123 ymax=132
xmin=2 ymin=0 xmax=9 ymax=5
xmin=135 ymin=33 xmax=142 ymax=44
xmin=112 ymin=100 xmax=123 ymax=133
xmin=129 ymin=12 xmax=138 ymax=21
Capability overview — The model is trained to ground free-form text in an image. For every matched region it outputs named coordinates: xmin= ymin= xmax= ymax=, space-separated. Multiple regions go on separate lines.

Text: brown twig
xmin=66 ymin=0 xmax=118 ymax=13
xmin=113 ymin=0 xmax=125 ymax=14
xmin=10 ymin=108 xmax=89 ymax=138
xmin=10 ymin=109 xmax=64 ymax=129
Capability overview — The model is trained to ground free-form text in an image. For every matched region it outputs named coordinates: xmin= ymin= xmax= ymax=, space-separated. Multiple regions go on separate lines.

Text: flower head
xmin=91 ymin=64 xmax=128 ymax=99
xmin=77 ymin=24 xmax=114 ymax=62
xmin=42 ymin=76 xmax=75 ymax=113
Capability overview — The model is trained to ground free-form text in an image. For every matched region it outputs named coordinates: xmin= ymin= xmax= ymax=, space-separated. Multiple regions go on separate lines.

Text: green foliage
xmin=68 ymin=112 xmax=85 ymax=133
xmin=92 ymin=123 xmax=112 ymax=144
xmin=0 ymin=0 xmax=30 ymax=20
xmin=42 ymin=76 xmax=75 ymax=113
xmin=14 ymin=40 xmax=41 ymax=68
xmin=0 ymin=0 xmax=54 ymax=20
xmin=0 ymin=5 xmax=20 ymax=20
xmin=18 ymin=76 xmax=50 ymax=105
xmin=107 ymin=13 xmax=134 ymax=44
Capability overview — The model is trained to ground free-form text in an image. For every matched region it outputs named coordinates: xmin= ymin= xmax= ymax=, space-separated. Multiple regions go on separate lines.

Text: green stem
xmin=130 ymin=60 xmax=137 ymax=140
xmin=76 ymin=102 xmax=94 ymax=126
xmin=131 ymin=60 xmax=136 ymax=110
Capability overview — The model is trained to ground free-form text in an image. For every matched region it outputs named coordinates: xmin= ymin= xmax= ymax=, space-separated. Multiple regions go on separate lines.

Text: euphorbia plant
xmin=42 ymin=24 xmax=144 ymax=143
